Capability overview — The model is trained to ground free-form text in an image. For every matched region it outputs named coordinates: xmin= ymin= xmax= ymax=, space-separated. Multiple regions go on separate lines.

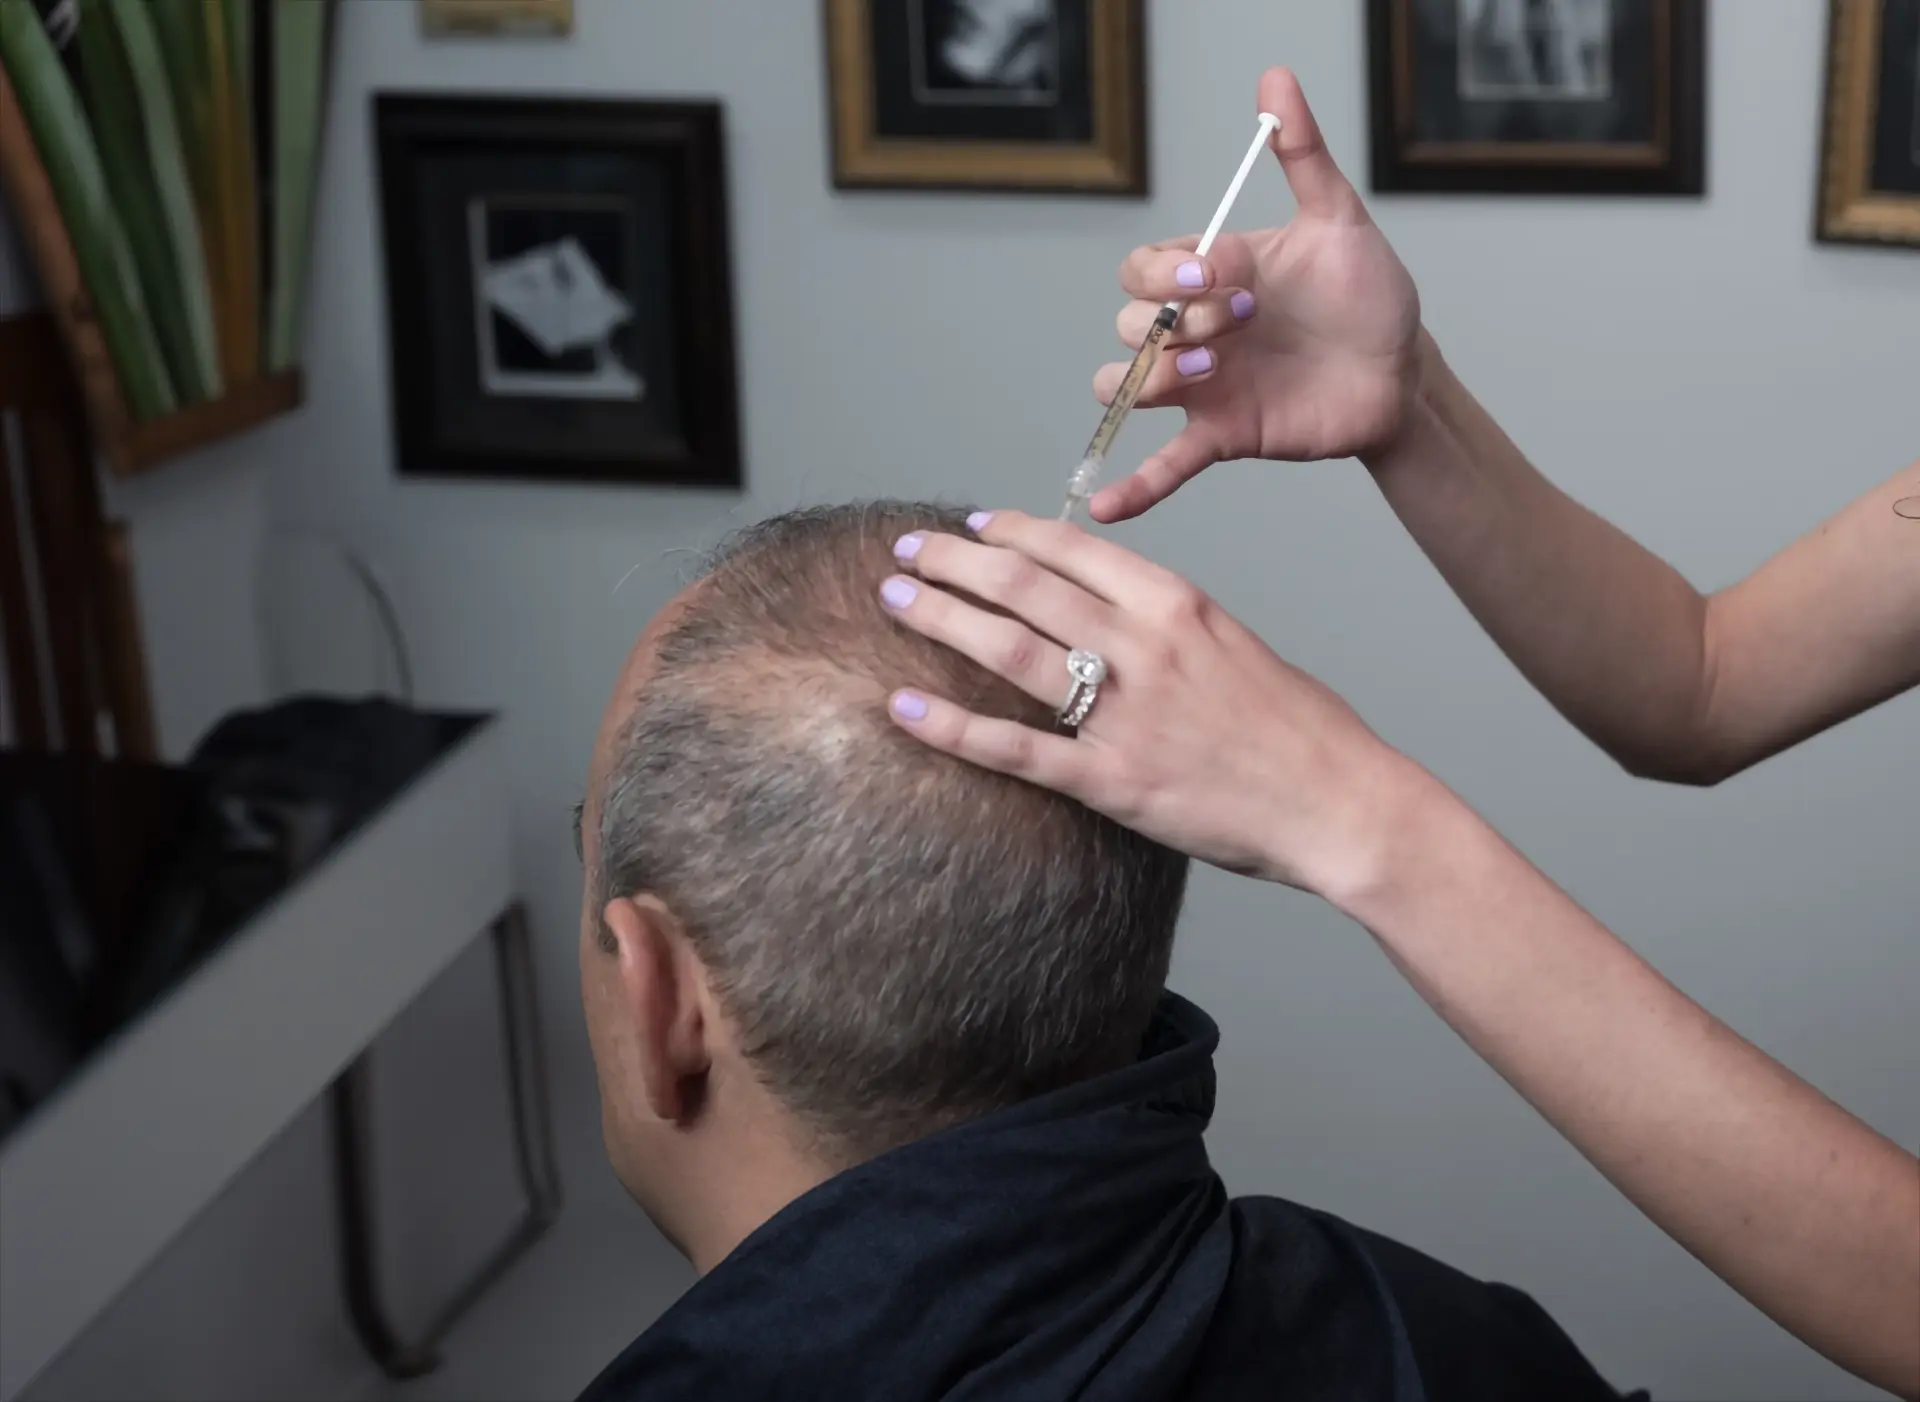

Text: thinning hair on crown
xmin=596 ymin=501 xmax=1189 ymax=1160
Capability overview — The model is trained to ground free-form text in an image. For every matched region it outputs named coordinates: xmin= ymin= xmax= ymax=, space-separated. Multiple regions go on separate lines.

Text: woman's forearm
xmin=1362 ymin=335 xmax=1724 ymax=782
xmin=1326 ymin=766 xmax=1920 ymax=1399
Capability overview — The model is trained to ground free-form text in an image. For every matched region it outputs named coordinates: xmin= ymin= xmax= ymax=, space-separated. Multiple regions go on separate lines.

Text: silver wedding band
xmin=1057 ymin=649 xmax=1107 ymax=731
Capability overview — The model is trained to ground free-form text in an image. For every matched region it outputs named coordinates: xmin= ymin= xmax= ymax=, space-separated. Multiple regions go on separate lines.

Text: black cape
xmin=579 ymin=993 xmax=1641 ymax=1402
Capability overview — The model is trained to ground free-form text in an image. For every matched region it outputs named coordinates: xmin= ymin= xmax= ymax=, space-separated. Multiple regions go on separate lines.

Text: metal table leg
xmin=330 ymin=901 xmax=562 ymax=1379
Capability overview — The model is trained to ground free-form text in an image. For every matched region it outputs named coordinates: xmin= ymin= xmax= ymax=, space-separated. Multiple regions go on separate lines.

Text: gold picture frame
xmin=420 ymin=0 xmax=573 ymax=38
xmin=824 ymin=0 xmax=1146 ymax=195
xmin=1815 ymin=0 xmax=1920 ymax=247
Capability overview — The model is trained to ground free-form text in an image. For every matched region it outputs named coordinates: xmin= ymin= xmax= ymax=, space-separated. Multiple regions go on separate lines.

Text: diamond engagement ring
xmin=1057 ymin=649 xmax=1107 ymax=730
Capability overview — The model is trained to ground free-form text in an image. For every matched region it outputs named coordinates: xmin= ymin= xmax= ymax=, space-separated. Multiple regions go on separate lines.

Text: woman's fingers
xmin=1092 ymin=343 xmax=1221 ymax=408
xmin=1117 ymin=232 xmax=1259 ymax=301
xmin=1117 ymin=239 xmax=1206 ymax=301
xmin=886 ymin=689 xmax=1096 ymax=798
xmin=1121 ymin=235 xmax=1267 ymax=303
xmin=1089 ymin=428 xmax=1227 ymax=524
xmin=960 ymin=510 xmax=1194 ymax=615
xmin=892 ymin=528 xmax=1119 ymax=650
xmin=879 ymin=571 xmax=1072 ymax=708
xmin=1116 ymin=291 xmax=1256 ymax=351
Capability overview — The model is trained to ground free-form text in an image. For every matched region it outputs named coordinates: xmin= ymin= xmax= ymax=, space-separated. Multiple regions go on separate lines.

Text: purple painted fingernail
xmin=881 ymin=577 xmax=918 ymax=609
xmin=1175 ymin=260 xmax=1206 ymax=289
xmin=891 ymin=691 xmax=929 ymax=721
xmin=1176 ymin=346 xmax=1213 ymax=376
xmin=1230 ymin=290 xmax=1256 ymax=320
xmin=966 ymin=511 xmax=994 ymax=532
xmin=893 ymin=532 xmax=924 ymax=560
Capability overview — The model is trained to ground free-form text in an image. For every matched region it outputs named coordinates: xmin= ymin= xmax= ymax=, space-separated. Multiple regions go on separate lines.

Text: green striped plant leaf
xmin=145 ymin=0 xmax=232 ymax=371
xmin=74 ymin=0 xmax=208 ymax=401
xmin=221 ymin=0 xmax=247 ymax=134
xmin=144 ymin=0 xmax=209 ymax=149
xmin=199 ymin=0 xmax=258 ymax=381
xmin=107 ymin=0 xmax=221 ymax=394
xmin=0 ymin=0 xmax=176 ymax=417
xmin=265 ymin=0 xmax=326 ymax=370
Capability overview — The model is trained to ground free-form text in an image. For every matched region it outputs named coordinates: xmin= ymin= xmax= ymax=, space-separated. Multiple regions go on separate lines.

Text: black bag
xmin=114 ymin=697 xmax=469 ymax=1025
xmin=0 ymin=697 xmax=468 ymax=1139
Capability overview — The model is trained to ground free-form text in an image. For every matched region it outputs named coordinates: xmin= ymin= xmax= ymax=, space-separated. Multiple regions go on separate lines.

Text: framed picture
xmin=823 ymin=0 xmax=1146 ymax=194
xmin=1815 ymin=0 xmax=1920 ymax=248
xmin=374 ymin=95 xmax=742 ymax=489
xmin=1367 ymin=0 xmax=1706 ymax=195
xmin=420 ymin=0 xmax=574 ymax=37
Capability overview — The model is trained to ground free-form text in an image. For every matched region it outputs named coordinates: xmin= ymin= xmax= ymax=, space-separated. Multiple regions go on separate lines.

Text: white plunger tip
xmin=1258 ymin=112 xmax=1282 ymax=133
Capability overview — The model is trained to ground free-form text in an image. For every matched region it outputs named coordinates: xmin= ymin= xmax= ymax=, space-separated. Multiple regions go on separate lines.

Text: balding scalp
xmin=597 ymin=502 xmax=1188 ymax=1160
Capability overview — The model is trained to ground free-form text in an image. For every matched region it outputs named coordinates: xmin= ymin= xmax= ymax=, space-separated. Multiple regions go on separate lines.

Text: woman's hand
xmin=1090 ymin=67 xmax=1424 ymax=524
xmin=882 ymin=515 xmax=1920 ymax=1402
xmin=878 ymin=509 xmax=1429 ymax=899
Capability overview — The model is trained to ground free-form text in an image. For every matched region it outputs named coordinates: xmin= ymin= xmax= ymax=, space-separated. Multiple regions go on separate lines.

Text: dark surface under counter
xmin=0 ymin=699 xmax=489 ymax=1148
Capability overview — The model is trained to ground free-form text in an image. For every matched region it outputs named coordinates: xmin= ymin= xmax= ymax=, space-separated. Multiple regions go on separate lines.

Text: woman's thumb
xmin=1258 ymin=67 xmax=1362 ymax=220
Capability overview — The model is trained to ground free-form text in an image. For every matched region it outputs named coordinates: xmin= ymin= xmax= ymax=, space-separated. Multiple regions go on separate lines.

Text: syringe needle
xmin=1059 ymin=110 xmax=1281 ymax=523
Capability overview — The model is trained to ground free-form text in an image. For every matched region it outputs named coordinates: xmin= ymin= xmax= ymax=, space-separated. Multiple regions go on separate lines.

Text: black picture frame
xmin=1367 ymin=0 xmax=1706 ymax=196
xmin=375 ymin=94 xmax=742 ymax=488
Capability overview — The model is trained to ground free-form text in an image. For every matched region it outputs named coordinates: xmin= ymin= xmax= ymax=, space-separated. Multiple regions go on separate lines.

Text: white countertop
xmin=0 ymin=717 xmax=513 ymax=1400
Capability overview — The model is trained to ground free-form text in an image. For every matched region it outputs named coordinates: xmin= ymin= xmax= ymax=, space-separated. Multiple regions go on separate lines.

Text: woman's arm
xmin=1333 ymin=766 xmax=1920 ymax=1399
xmin=875 ymin=510 xmax=1920 ymax=1399
xmin=1366 ymin=338 xmax=1920 ymax=784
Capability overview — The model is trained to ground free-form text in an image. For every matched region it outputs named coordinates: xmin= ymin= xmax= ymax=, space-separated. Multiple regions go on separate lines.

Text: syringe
xmin=1060 ymin=110 xmax=1282 ymax=522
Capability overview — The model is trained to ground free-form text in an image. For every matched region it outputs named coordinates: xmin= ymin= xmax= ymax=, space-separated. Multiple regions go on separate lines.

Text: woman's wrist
xmin=1290 ymin=745 xmax=1472 ymax=917
xmin=1359 ymin=326 xmax=1454 ymax=481
xmin=1305 ymin=749 xmax=1497 ymax=921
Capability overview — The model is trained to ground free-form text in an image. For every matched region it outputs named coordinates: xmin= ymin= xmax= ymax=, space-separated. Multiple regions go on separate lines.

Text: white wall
xmin=21 ymin=0 xmax=1919 ymax=1398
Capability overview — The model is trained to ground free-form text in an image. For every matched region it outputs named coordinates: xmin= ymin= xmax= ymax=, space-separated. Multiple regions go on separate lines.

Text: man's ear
xmin=601 ymin=894 xmax=713 ymax=1124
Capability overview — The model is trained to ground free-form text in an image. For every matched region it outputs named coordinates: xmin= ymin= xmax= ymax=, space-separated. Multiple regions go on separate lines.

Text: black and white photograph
xmin=1457 ymin=0 xmax=1611 ymax=100
xmin=869 ymin=0 xmax=1091 ymax=147
xmin=469 ymin=198 xmax=645 ymax=403
xmin=910 ymin=0 xmax=1061 ymax=107
xmin=1868 ymin=0 xmax=1920 ymax=196
xmin=1904 ymin=22 xmax=1920 ymax=174
xmin=825 ymin=0 xmax=1145 ymax=194
xmin=374 ymin=95 xmax=742 ymax=487
xmin=1367 ymin=0 xmax=1705 ymax=195
xmin=1816 ymin=0 xmax=1920 ymax=246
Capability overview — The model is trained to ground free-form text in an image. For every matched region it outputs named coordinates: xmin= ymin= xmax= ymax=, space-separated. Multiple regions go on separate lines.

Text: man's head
xmin=578 ymin=502 xmax=1188 ymax=1265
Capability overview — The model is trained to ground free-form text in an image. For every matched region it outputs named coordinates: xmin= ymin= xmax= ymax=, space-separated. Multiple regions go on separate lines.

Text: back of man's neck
xmin=679 ymin=1121 xmax=842 ymax=1275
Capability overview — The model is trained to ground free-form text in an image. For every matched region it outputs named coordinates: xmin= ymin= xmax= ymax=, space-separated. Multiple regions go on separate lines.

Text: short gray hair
xmin=597 ymin=502 xmax=1188 ymax=1160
